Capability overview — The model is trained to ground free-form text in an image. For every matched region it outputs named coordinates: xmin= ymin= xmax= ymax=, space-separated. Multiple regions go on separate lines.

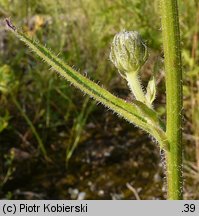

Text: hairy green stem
xmin=126 ymin=72 xmax=151 ymax=107
xmin=160 ymin=0 xmax=183 ymax=199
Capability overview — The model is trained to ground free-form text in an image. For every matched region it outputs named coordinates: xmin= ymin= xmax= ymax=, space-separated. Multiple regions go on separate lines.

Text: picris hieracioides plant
xmin=5 ymin=0 xmax=183 ymax=199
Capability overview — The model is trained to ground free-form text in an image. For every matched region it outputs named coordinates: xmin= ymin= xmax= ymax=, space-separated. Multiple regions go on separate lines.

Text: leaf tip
xmin=5 ymin=18 xmax=16 ymax=31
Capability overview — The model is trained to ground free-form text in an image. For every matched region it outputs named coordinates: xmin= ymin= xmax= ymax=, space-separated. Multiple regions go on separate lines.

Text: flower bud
xmin=110 ymin=31 xmax=148 ymax=77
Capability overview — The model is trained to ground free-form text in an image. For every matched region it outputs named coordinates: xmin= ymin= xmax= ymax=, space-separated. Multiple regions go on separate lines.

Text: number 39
xmin=183 ymin=204 xmax=195 ymax=212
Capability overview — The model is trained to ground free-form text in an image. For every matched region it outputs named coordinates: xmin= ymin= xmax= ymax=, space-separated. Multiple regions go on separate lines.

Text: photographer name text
xmin=2 ymin=203 xmax=88 ymax=214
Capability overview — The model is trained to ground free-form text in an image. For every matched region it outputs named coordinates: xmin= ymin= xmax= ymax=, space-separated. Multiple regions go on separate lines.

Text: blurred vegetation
xmin=0 ymin=0 xmax=199 ymax=199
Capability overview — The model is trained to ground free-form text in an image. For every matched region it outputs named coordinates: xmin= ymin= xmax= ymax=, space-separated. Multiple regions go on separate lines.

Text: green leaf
xmin=5 ymin=19 xmax=167 ymax=149
xmin=145 ymin=75 xmax=156 ymax=104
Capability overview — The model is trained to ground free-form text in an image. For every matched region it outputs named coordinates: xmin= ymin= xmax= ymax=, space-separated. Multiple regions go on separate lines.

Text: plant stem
xmin=126 ymin=72 xmax=151 ymax=107
xmin=160 ymin=0 xmax=183 ymax=199
xmin=11 ymin=95 xmax=47 ymax=158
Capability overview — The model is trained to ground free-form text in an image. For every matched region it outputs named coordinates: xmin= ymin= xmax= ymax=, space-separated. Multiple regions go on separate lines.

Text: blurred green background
xmin=0 ymin=0 xmax=199 ymax=199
